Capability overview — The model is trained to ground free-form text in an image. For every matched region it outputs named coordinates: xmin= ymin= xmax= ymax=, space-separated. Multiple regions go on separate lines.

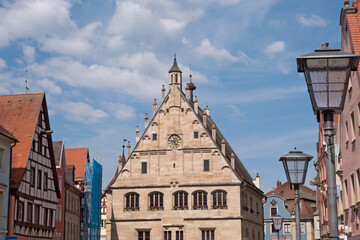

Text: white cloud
xmin=106 ymin=0 xmax=203 ymax=50
xmin=195 ymin=39 xmax=251 ymax=64
xmin=297 ymin=14 xmax=327 ymax=27
xmin=106 ymin=102 xmax=137 ymax=121
xmin=22 ymin=45 xmax=35 ymax=63
xmin=0 ymin=0 xmax=76 ymax=46
xmin=226 ymin=104 xmax=246 ymax=121
xmin=57 ymin=101 xmax=109 ymax=124
xmin=264 ymin=41 xmax=285 ymax=56
xmin=40 ymin=22 xmax=101 ymax=57
xmin=0 ymin=58 xmax=6 ymax=69
xmin=37 ymin=78 xmax=62 ymax=94
xmin=29 ymin=55 xmax=166 ymax=100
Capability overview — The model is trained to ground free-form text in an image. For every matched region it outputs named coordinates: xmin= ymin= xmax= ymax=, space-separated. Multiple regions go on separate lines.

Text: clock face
xmin=168 ymin=134 xmax=181 ymax=149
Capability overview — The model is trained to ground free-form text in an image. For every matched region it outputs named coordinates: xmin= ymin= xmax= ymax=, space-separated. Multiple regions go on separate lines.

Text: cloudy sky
xmin=0 ymin=0 xmax=346 ymax=193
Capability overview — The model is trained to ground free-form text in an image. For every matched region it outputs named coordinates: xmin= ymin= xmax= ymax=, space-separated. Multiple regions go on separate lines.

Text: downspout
xmin=8 ymin=141 xmax=17 ymax=236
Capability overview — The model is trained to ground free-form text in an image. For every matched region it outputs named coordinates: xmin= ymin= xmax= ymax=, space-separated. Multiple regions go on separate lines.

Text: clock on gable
xmin=168 ymin=134 xmax=181 ymax=149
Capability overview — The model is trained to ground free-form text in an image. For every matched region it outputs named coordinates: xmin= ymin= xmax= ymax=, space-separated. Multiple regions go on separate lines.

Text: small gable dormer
xmin=168 ymin=55 xmax=182 ymax=90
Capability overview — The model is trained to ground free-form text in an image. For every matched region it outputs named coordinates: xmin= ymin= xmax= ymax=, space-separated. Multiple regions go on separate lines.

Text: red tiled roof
xmin=0 ymin=93 xmax=44 ymax=187
xmin=0 ymin=124 xmax=17 ymax=141
xmin=65 ymin=148 xmax=89 ymax=181
xmin=348 ymin=1 xmax=360 ymax=71
xmin=265 ymin=181 xmax=317 ymax=218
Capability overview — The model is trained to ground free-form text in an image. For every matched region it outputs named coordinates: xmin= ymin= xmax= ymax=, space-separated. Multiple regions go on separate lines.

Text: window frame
xmin=43 ymin=172 xmax=48 ymax=191
xmin=30 ymin=167 xmax=35 ymax=187
xmin=141 ymin=162 xmax=147 ymax=174
xmin=137 ymin=229 xmax=151 ymax=240
xmin=125 ymin=192 xmax=140 ymax=211
xmin=152 ymin=133 xmax=157 ymax=141
xmin=27 ymin=202 xmax=33 ymax=223
xmin=0 ymin=146 xmax=5 ymax=171
xmin=284 ymin=223 xmax=291 ymax=233
xmin=211 ymin=190 xmax=227 ymax=209
xmin=200 ymin=228 xmax=215 ymax=240
xmin=203 ymin=160 xmax=210 ymax=172
xmin=192 ymin=190 xmax=208 ymax=209
xmin=173 ymin=191 xmax=188 ymax=210
xmin=148 ymin=192 xmax=164 ymax=210
xmin=17 ymin=201 xmax=24 ymax=222
xmin=194 ymin=131 xmax=199 ymax=139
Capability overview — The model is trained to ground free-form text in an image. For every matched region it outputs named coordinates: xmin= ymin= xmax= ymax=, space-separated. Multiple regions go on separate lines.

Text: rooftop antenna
xmin=25 ymin=69 xmax=32 ymax=93
xmin=189 ymin=64 xmax=192 ymax=83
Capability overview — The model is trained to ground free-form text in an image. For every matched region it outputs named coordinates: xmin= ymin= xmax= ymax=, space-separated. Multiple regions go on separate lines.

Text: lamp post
xmin=272 ymin=214 xmax=283 ymax=240
xmin=297 ymin=43 xmax=360 ymax=240
xmin=279 ymin=149 xmax=313 ymax=240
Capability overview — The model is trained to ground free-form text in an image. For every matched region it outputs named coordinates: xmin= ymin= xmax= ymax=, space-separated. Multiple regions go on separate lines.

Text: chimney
xmin=136 ymin=126 xmax=140 ymax=143
xmin=145 ymin=113 xmax=149 ymax=128
xmin=127 ymin=141 xmax=131 ymax=159
xmin=221 ymin=138 xmax=226 ymax=154
xmin=153 ymin=99 xmax=157 ymax=115
xmin=203 ymin=112 xmax=207 ymax=128
xmin=231 ymin=151 xmax=235 ymax=168
xmin=345 ymin=0 xmax=349 ymax=7
xmin=117 ymin=155 xmax=123 ymax=172
xmin=185 ymin=86 xmax=190 ymax=100
xmin=162 ymin=85 xmax=166 ymax=101
xmin=276 ymin=180 xmax=282 ymax=188
xmin=212 ymin=124 xmax=216 ymax=140
xmin=253 ymin=173 xmax=260 ymax=189
xmin=194 ymin=96 xmax=198 ymax=114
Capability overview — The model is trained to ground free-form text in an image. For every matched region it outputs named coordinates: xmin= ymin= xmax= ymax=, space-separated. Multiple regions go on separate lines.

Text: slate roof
xmin=0 ymin=124 xmax=17 ymax=142
xmin=265 ymin=181 xmax=317 ymax=219
xmin=65 ymin=148 xmax=89 ymax=182
xmin=168 ymin=56 xmax=182 ymax=73
xmin=0 ymin=93 xmax=43 ymax=188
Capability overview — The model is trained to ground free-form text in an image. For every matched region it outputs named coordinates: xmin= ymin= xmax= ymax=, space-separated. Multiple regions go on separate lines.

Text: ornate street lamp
xmin=297 ymin=43 xmax=360 ymax=240
xmin=272 ymin=214 xmax=283 ymax=240
xmin=280 ymin=149 xmax=313 ymax=240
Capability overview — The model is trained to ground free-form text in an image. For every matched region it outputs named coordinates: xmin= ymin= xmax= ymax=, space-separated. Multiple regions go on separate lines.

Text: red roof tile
xmin=65 ymin=148 xmax=89 ymax=181
xmin=0 ymin=93 xmax=44 ymax=187
xmin=348 ymin=1 xmax=360 ymax=71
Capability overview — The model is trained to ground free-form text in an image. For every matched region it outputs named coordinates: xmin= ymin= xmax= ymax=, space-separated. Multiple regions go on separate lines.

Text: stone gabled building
xmin=106 ymin=58 xmax=264 ymax=240
xmin=0 ymin=93 xmax=61 ymax=239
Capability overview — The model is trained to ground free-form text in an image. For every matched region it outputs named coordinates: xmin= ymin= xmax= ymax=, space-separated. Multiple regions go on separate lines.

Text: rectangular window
xmin=138 ymin=230 xmax=150 ymax=240
xmin=270 ymin=207 xmax=277 ymax=217
xmin=284 ymin=223 xmax=291 ymax=233
xmin=141 ymin=162 xmax=147 ymax=174
xmin=346 ymin=121 xmax=350 ymax=143
xmin=301 ymin=223 xmax=305 ymax=233
xmin=59 ymin=176 xmax=62 ymax=193
xmin=204 ymin=160 xmax=209 ymax=172
xmin=0 ymin=148 xmax=4 ymax=170
xmin=194 ymin=132 xmax=199 ymax=139
xmin=43 ymin=172 xmax=48 ymax=191
xmin=0 ymin=191 xmax=3 ymax=216
xmin=351 ymin=112 xmax=356 ymax=142
xmin=17 ymin=201 xmax=24 ymax=221
xmin=351 ymin=174 xmax=355 ymax=204
xmin=59 ymin=206 xmax=62 ymax=221
xmin=43 ymin=208 xmax=48 ymax=226
xmin=34 ymin=205 xmax=40 ymax=224
xmin=152 ymin=133 xmax=157 ymax=140
xmin=164 ymin=230 xmax=171 ymax=240
xmin=30 ymin=167 xmax=35 ymax=187
xmin=176 ymin=230 xmax=183 ymax=240
xmin=27 ymin=202 xmax=32 ymax=223
xmin=201 ymin=229 xmax=215 ymax=240
xmin=37 ymin=169 xmax=42 ymax=189
xmin=49 ymin=209 xmax=53 ymax=227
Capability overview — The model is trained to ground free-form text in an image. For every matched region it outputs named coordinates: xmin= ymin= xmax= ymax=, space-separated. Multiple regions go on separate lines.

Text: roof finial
xmin=122 ymin=138 xmax=127 ymax=158
xmin=174 ymin=53 xmax=176 ymax=61
xmin=189 ymin=64 xmax=192 ymax=83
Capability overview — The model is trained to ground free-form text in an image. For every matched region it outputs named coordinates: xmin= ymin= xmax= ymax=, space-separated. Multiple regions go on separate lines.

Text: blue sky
xmin=0 ymin=0 xmax=346 ymax=193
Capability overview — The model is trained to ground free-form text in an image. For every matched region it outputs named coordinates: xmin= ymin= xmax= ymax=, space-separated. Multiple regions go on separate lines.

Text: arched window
xmin=212 ymin=190 xmax=227 ymax=209
xmin=124 ymin=192 xmax=139 ymax=211
xmin=148 ymin=192 xmax=164 ymax=210
xmin=173 ymin=191 xmax=188 ymax=210
xmin=192 ymin=191 xmax=208 ymax=209
xmin=175 ymin=74 xmax=178 ymax=83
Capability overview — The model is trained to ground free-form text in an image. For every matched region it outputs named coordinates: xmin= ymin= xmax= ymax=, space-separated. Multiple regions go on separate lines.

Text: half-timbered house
xmin=0 ymin=93 xmax=61 ymax=239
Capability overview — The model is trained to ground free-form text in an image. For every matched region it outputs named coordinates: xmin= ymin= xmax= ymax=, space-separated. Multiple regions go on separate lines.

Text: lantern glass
xmin=279 ymin=150 xmax=313 ymax=185
xmin=296 ymin=44 xmax=360 ymax=113
xmin=272 ymin=214 xmax=283 ymax=231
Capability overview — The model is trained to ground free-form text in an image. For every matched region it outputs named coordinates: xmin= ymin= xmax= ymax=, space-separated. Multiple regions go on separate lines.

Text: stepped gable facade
xmin=0 ymin=93 xmax=60 ymax=239
xmin=106 ymin=58 xmax=264 ymax=240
